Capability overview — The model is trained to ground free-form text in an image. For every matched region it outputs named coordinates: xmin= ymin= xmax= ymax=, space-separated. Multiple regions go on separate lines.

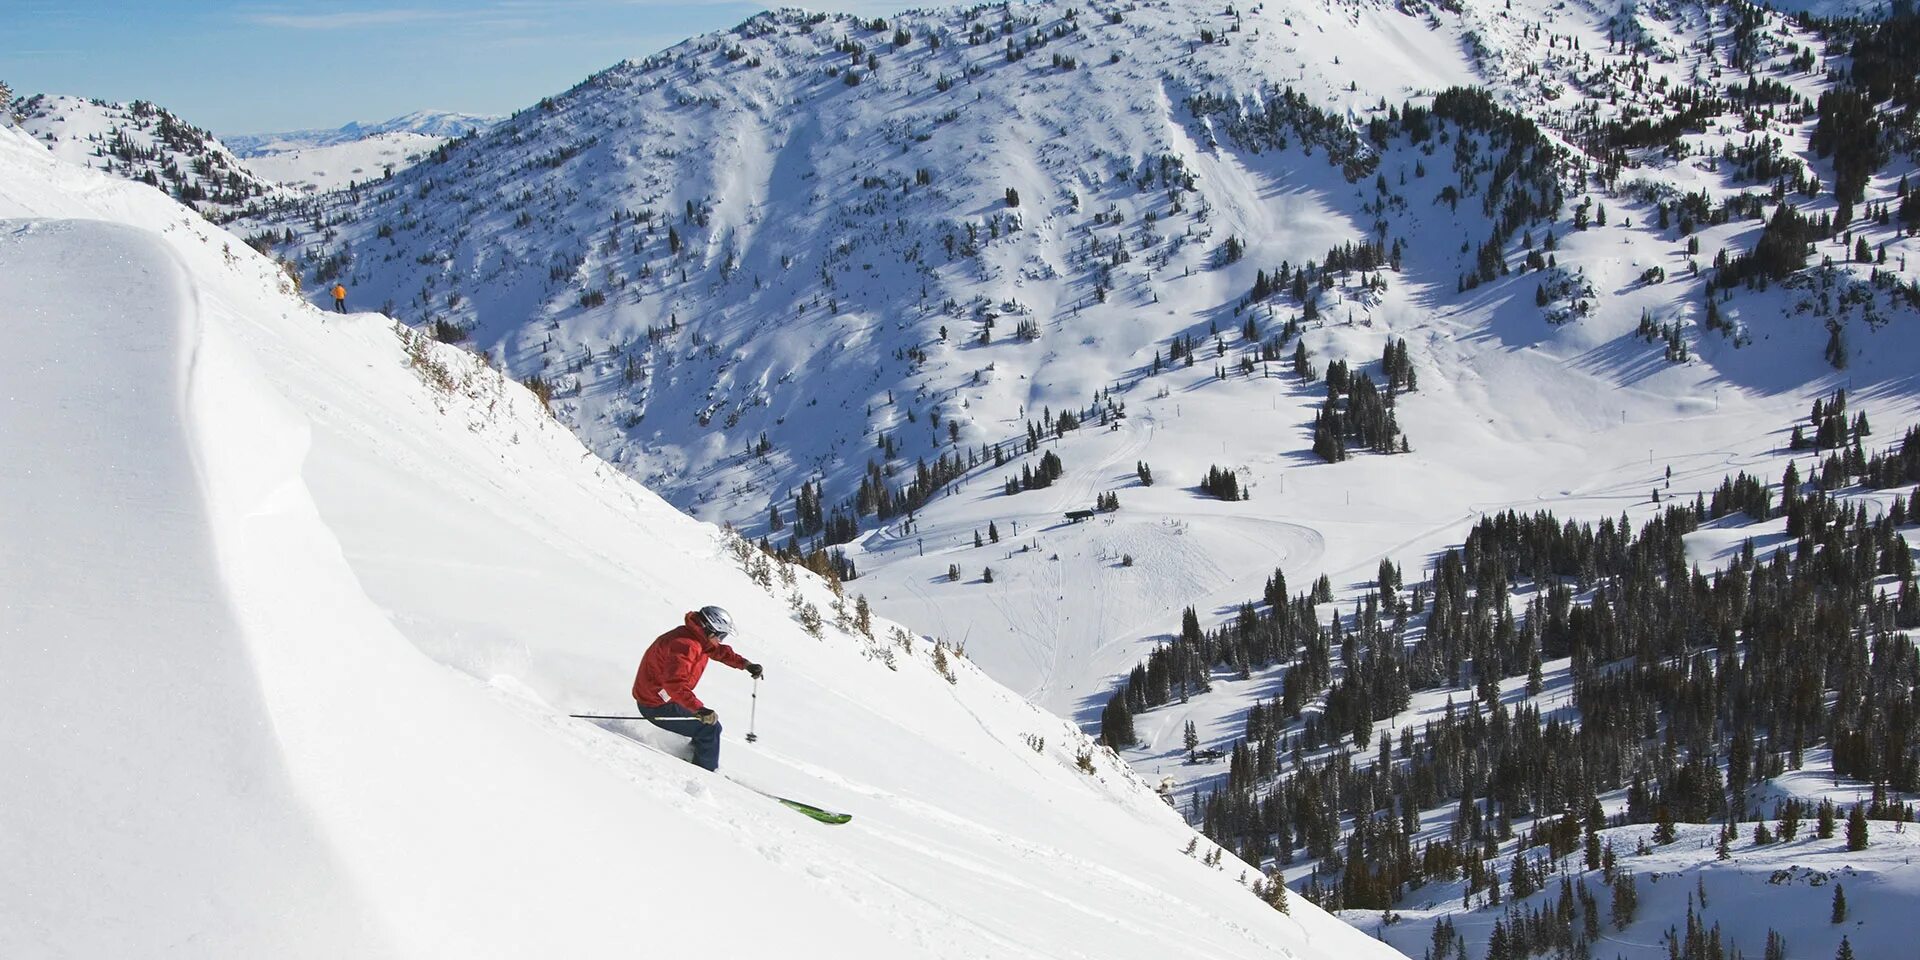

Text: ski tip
xmin=776 ymin=797 xmax=853 ymax=824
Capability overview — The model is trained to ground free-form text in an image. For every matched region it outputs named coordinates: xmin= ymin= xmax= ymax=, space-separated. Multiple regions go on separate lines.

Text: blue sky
xmin=4 ymin=0 xmax=881 ymax=135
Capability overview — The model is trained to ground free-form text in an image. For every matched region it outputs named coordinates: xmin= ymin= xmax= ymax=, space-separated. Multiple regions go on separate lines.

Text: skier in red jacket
xmin=632 ymin=606 xmax=762 ymax=770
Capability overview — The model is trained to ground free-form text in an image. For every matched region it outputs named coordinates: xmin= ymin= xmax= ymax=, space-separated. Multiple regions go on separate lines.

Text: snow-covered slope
xmin=1762 ymin=0 xmax=1903 ymax=20
xmin=0 ymin=123 xmax=1400 ymax=957
xmin=1355 ymin=821 xmax=1920 ymax=960
xmin=15 ymin=93 xmax=279 ymax=221
xmin=245 ymin=0 xmax=1920 ymax=723
xmin=227 ymin=111 xmax=497 ymax=194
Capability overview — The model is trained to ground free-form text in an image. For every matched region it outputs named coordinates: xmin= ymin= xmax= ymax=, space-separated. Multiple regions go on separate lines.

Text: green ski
xmin=771 ymin=795 xmax=853 ymax=825
xmin=573 ymin=714 xmax=850 ymax=824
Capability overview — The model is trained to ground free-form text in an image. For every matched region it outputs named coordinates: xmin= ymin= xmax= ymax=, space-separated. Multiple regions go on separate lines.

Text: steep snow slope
xmin=15 ymin=94 xmax=278 ymax=221
xmin=0 ymin=125 xmax=1404 ymax=958
xmin=228 ymin=111 xmax=497 ymax=194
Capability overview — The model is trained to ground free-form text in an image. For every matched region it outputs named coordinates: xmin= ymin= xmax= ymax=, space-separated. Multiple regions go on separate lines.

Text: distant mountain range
xmin=224 ymin=110 xmax=498 ymax=156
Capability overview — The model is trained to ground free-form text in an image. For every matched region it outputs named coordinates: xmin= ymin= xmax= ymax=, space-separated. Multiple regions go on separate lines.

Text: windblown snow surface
xmin=0 ymin=125 xmax=1395 ymax=957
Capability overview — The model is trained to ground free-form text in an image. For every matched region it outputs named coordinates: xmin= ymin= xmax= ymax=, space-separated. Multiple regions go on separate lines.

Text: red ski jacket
xmin=632 ymin=612 xmax=750 ymax=711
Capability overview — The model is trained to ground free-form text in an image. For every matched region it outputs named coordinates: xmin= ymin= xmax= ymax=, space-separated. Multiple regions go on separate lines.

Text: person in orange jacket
xmin=331 ymin=283 xmax=347 ymax=313
xmin=631 ymin=606 xmax=762 ymax=770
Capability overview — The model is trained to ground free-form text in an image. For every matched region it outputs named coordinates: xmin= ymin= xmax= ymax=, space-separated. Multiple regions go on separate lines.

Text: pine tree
xmin=1610 ymin=872 xmax=1638 ymax=930
xmin=1184 ymin=720 xmax=1200 ymax=762
xmin=1100 ymin=691 xmax=1136 ymax=747
xmin=1831 ymin=883 xmax=1847 ymax=923
xmin=1509 ymin=852 xmax=1536 ymax=899
xmin=1836 ymin=936 xmax=1854 ymax=960
xmin=1655 ymin=806 xmax=1677 ymax=844
xmin=1263 ymin=872 xmax=1290 ymax=913
xmin=1846 ymin=803 xmax=1869 ymax=850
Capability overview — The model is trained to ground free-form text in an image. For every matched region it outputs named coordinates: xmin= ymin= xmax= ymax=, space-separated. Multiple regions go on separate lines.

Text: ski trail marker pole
xmin=746 ymin=677 xmax=759 ymax=743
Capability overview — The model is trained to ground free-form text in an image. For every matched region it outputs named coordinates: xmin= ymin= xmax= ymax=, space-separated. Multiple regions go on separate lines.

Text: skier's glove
xmin=694 ymin=708 xmax=719 ymax=725
xmin=746 ymin=662 xmax=764 ymax=680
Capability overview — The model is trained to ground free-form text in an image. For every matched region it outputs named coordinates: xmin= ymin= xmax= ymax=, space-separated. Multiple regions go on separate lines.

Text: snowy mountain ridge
xmin=0 ymin=118 xmax=1401 ymax=958
xmin=15 ymin=93 xmax=280 ymax=221
xmin=247 ymin=0 xmax=1918 ymax=539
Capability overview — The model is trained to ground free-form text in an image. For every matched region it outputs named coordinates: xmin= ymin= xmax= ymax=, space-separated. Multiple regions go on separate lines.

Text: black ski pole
xmin=746 ymin=677 xmax=760 ymax=743
xmin=569 ymin=713 xmax=703 ymax=722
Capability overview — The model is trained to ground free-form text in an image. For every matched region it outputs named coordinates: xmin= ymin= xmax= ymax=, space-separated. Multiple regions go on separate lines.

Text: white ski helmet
xmin=694 ymin=605 xmax=736 ymax=638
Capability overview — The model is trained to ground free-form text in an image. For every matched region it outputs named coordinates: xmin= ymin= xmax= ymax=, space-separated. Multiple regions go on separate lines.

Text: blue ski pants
xmin=638 ymin=701 xmax=722 ymax=771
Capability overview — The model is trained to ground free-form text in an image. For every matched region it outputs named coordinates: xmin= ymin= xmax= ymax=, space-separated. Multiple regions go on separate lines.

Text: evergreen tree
xmin=1610 ymin=873 xmax=1638 ymax=930
xmin=1263 ymin=872 xmax=1290 ymax=913
xmin=1831 ymin=883 xmax=1847 ymax=923
xmin=1846 ymin=804 xmax=1869 ymax=851
xmin=1100 ymin=691 xmax=1136 ymax=747
xmin=1655 ymin=806 xmax=1677 ymax=844
xmin=1509 ymin=852 xmax=1536 ymax=899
